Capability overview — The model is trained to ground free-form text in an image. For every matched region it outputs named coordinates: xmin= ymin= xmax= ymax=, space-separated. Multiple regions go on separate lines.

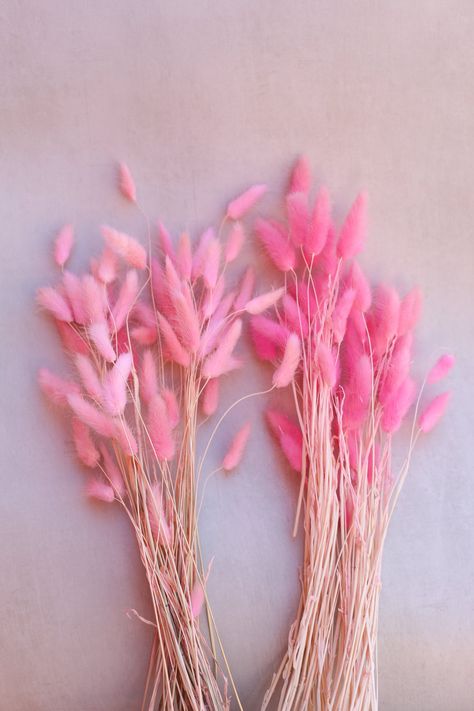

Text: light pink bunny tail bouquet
xmin=36 ymin=164 xmax=266 ymax=711
xmin=252 ymin=157 xmax=453 ymax=711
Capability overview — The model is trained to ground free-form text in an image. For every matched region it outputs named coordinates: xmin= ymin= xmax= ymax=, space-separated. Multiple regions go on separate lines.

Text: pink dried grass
xmin=37 ymin=166 xmax=253 ymax=711
xmin=102 ymin=225 xmax=147 ymax=270
xmin=226 ymin=183 xmax=267 ymax=220
xmin=221 ymin=422 xmax=251 ymax=472
xmin=427 ymin=354 xmax=455 ymax=384
xmin=53 ymin=224 xmax=74 ymax=267
xmin=273 ymin=333 xmax=301 ymax=388
xmin=245 ymin=287 xmax=285 ymax=315
xmin=255 ymin=157 xmax=452 ymax=711
xmin=419 ymin=391 xmax=451 ymax=433
xmin=71 ymin=417 xmax=100 ymax=468
xmin=118 ymin=162 xmax=137 ymax=203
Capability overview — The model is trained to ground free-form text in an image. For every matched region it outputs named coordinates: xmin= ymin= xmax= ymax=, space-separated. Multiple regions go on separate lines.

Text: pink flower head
xmin=286 ymin=192 xmax=309 ymax=247
xmin=245 ymin=287 xmax=285 ymax=315
xmin=147 ymin=394 xmax=175 ymax=461
xmin=273 ymin=333 xmax=301 ymax=388
xmin=118 ymin=162 xmax=137 ymax=203
xmin=222 ymin=422 xmax=251 ymax=472
xmin=102 ymin=352 xmax=132 ymax=416
xmin=398 ymin=287 xmax=423 ymax=336
xmin=226 ymin=184 xmax=267 ymax=220
xmin=250 ymin=315 xmax=288 ymax=361
xmin=201 ymin=378 xmax=220 ymax=416
xmin=71 ymin=418 xmax=100 ymax=468
xmin=234 ymin=267 xmax=256 ymax=310
xmin=419 ymin=391 xmax=451 ymax=433
xmin=88 ymin=322 xmax=116 ymax=363
xmin=381 ymin=377 xmax=417 ymax=433
xmin=190 ymin=579 xmax=205 ymax=619
xmin=157 ymin=222 xmax=176 ymax=261
xmin=337 ymin=191 xmax=367 ymax=260
xmin=38 ymin=368 xmax=80 ymax=407
xmin=266 ymin=409 xmax=303 ymax=472
xmin=288 ymin=155 xmax=312 ymax=195
xmin=85 ymin=478 xmax=115 ymax=503
xmin=37 ymin=287 xmax=73 ymax=323
xmin=101 ymin=225 xmax=147 ymax=270
xmin=53 ymin=224 xmax=74 ymax=268
xmin=176 ymin=232 xmax=192 ymax=280
xmin=140 ymin=350 xmax=158 ymax=404
xmin=225 ymin=222 xmax=246 ymax=263
xmin=255 ymin=218 xmax=296 ymax=272
xmin=62 ymin=271 xmax=86 ymax=324
xmin=305 ymin=186 xmax=330 ymax=257
xmin=99 ymin=443 xmax=125 ymax=496
xmin=427 ymin=354 xmax=455 ymax=384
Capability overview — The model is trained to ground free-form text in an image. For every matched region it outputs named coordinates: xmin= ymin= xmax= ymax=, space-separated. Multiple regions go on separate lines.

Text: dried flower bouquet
xmin=250 ymin=158 xmax=453 ymax=711
xmin=36 ymin=158 xmax=452 ymax=711
xmin=36 ymin=165 xmax=271 ymax=711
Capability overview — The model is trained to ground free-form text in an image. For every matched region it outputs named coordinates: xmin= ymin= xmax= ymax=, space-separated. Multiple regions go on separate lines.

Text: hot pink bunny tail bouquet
xmin=252 ymin=157 xmax=453 ymax=711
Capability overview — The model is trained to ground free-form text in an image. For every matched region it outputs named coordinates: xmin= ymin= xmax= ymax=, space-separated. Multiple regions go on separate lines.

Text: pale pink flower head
xmin=245 ymin=287 xmax=285 ymax=315
xmin=157 ymin=222 xmax=176 ymax=261
xmin=139 ymin=350 xmax=158 ymax=404
xmin=398 ymin=287 xmax=423 ymax=336
xmin=62 ymin=271 xmax=86 ymax=324
xmin=288 ymin=155 xmax=311 ymax=195
xmin=190 ymin=579 xmax=205 ymax=619
xmin=147 ymin=394 xmax=175 ymax=461
xmin=71 ymin=418 xmax=100 ymax=468
xmin=176 ymin=231 xmax=192 ymax=280
xmin=118 ymin=162 xmax=137 ymax=203
xmin=88 ymin=322 xmax=116 ymax=363
xmin=202 ymin=238 xmax=221 ymax=289
xmin=337 ymin=191 xmax=367 ymax=260
xmin=99 ymin=443 xmax=125 ymax=496
xmin=225 ymin=222 xmax=245 ymax=263
xmin=38 ymin=368 xmax=80 ymax=407
xmin=222 ymin=422 xmax=251 ymax=472
xmin=101 ymin=225 xmax=147 ymax=270
xmin=53 ymin=224 xmax=74 ymax=268
xmin=286 ymin=192 xmax=309 ymax=247
xmin=102 ymin=352 xmax=132 ymax=416
xmin=419 ymin=391 xmax=451 ymax=433
xmin=85 ymin=478 xmax=115 ymax=503
xmin=273 ymin=333 xmax=301 ymax=388
xmin=201 ymin=378 xmax=220 ymax=416
xmin=37 ymin=287 xmax=73 ymax=323
xmin=381 ymin=377 xmax=417 ymax=433
xmin=427 ymin=354 xmax=455 ymax=384
xmin=305 ymin=186 xmax=330 ymax=257
xmin=255 ymin=218 xmax=296 ymax=272
xmin=191 ymin=227 xmax=214 ymax=280
xmin=234 ymin=267 xmax=256 ymax=310
xmin=226 ymin=184 xmax=267 ymax=220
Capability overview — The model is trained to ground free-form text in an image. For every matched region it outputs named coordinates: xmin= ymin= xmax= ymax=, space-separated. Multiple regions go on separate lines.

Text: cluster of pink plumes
xmin=36 ymin=158 xmax=453 ymax=711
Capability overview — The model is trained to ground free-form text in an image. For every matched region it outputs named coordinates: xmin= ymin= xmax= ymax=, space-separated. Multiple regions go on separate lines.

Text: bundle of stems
xmin=36 ymin=165 xmax=268 ymax=710
xmin=252 ymin=157 xmax=453 ymax=711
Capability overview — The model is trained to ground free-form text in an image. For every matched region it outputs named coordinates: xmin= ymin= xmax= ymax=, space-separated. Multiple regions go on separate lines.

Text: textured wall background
xmin=1 ymin=2 xmax=473 ymax=709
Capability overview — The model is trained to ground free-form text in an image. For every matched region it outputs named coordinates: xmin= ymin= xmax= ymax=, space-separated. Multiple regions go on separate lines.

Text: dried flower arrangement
xmin=36 ymin=159 xmax=452 ymax=711
xmin=250 ymin=157 xmax=453 ymax=711
xmin=36 ymin=165 xmax=274 ymax=710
